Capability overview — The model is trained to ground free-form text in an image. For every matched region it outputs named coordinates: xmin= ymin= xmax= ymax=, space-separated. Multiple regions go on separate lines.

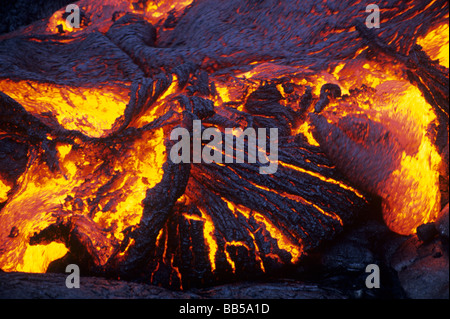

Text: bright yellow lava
xmin=16 ymin=243 xmax=68 ymax=273
xmin=183 ymin=208 xmax=218 ymax=272
xmin=224 ymin=198 xmax=302 ymax=264
xmin=294 ymin=121 xmax=320 ymax=146
xmin=0 ymin=179 xmax=11 ymax=203
xmin=0 ymin=79 xmax=129 ymax=138
xmin=0 ymin=127 xmax=166 ymax=272
xmin=417 ymin=23 xmax=449 ymax=68
xmin=92 ymin=128 xmax=167 ymax=241
xmin=326 ymin=59 xmax=442 ymax=235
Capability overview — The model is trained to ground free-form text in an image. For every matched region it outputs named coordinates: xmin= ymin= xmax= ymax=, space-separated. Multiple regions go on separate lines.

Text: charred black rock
xmin=314 ymin=83 xmax=341 ymax=113
xmin=416 ymin=222 xmax=438 ymax=243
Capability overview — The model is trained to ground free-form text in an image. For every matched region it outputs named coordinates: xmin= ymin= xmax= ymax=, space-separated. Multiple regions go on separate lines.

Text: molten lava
xmin=0 ymin=0 xmax=448 ymax=289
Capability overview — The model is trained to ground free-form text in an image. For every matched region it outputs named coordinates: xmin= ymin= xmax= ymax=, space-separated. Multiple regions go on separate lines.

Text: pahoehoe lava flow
xmin=0 ymin=0 xmax=448 ymax=290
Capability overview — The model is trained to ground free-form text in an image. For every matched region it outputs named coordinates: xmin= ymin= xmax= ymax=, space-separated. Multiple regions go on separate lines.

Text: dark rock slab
xmin=0 ymin=271 xmax=346 ymax=299
xmin=390 ymin=236 xmax=449 ymax=299
xmin=193 ymin=280 xmax=346 ymax=299
xmin=0 ymin=271 xmax=198 ymax=299
xmin=436 ymin=203 xmax=449 ymax=239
